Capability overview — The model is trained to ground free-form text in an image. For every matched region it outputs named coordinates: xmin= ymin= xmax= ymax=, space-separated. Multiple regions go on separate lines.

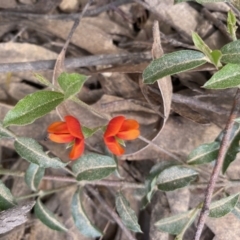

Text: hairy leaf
xmin=143 ymin=50 xmax=206 ymax=84
xmin=142 ymin=161 xmax=177 ymax=208
xmin=58 ymin=72 xmax=87 ymax=100
xmin=232 ymin=201 xmax=240 ymax=219
xmin=156 ymin=166 xmax=198 ymax=191
xmin=72 ymin=153 xmax=116 ymax=181
xmin=71 ymin=189 xmax=102 ymax=238
xmin=116 ymin=193 xmax=142 ymax=233
xmin=35 ymin=198 xmax=67 ymax=231
xmin=227 ymin=10 xmax=237 ymax=41
xmin=0 ymin=180 xmax=16 ymax=210
xmin=14 ymin=137 xmax=66 ymax=169
xmin=203 ymin=63 xmax=240 ymax=89
xmin=187 ymin=142 xmax=220 ymax=165
xmin=25 ymin=163 xmax=45 ymax=191
xmin=3 ymin=91 xmax=64 ymax=127
xmin=221 ymin=40 xmax=240 ymax=64
xmin=155 ymin=208 xmax=199 ymax=235
xmin=223 ymin=123 xmax=240 ymax=173
xmin=209 ymin=194 xmax=239 ymax=218
xmin=34 ymin=73 xmax=52 ymax=87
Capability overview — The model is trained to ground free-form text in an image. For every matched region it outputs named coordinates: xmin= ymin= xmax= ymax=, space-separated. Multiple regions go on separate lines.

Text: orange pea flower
xmin=104 ymin=116 xmax=140 ymax=155
xmin=47 ymin=115 xmax=84 ymax=160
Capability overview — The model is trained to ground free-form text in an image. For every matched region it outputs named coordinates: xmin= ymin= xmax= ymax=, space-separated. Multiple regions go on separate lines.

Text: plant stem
xmin=0 ymin=168 xmax=145 ymax=189
xmin=194 ymin=88 xmax=240 ymax=240
xmin=16 ymin=183 xmax=75 ymax=201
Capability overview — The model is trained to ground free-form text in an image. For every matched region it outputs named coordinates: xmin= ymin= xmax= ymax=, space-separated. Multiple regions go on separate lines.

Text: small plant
xmin=2 ymin=1 xmax=240 ymax=240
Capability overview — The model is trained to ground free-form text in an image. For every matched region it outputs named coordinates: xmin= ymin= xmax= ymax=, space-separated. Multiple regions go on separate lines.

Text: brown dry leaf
xmin=29 ymin=219 xmax=66 ymax=240
xmin=0 ymin=201 xmax=35 ymax=234
xmin=172 ymin=102 xmax=210 ymax=125
xmin=129 ymin=21 xmax=172 ymax=159
xmin=100 ymin=72 xmax=142 ymax=99
xmin=123 ymin=115 xmax=221 ymax=161
xmin=0 ymin=225 xmax=25 ymax=240
xmin=95 ymin=62 xmax=149 ymax=74
xmin=0 ymin=42 xmax=57 ymax=63
xmin=172 ymin=89 xmax=234 ymax=127
xmin=0 ymin=42 xmax=57 ymax=89
xmin=202 ymin=2 xmax=230 ymax=12
xmin=206 ymin=213 xmax=240 ymax=240
xmin=0 ymin=0 xmax=17 ymax=9
xmin=29 ymin=18 xmax=123 ymax=55
xmin=148 ymin=191 xmax=170 ymax=240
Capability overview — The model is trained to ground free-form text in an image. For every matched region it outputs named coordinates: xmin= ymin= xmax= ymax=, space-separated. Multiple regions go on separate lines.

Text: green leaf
xmin=81 ymin=126 xmax=101 ymax=138
xmin=141 ymin=161 xmax=177 ymax=208
xmin=71 ymin=188 xmax=102 ymax=238
xmin=210 ymin=50 xmax=222 ymax=68
xmin=232 ymin=201 xmax=240 ymax=219
xmin=14 ymin=137 xmax=67 ymax=169
xmin=155 ymin=209 xmax=199 ymax=235
xmin=25 ymin=163 xmax=45 ymax=191
xmin=223 ymin=123 xmax=240 ymax=173
xmin=3 ymin=91 xmax=64 ymax=127
xmin=0 ymin=180 xmax=16 ymax=210
xmin=187 ymin=142 xmax=220 ymax=165
xmin=209 ymin=194 xmax=239 ymax=218
xmin=34 ymin=198 xmax=68 ymax=232
xmin=143 ymin=50 xmax=207 ymax=84
xmin=116 ymin=193 xmax=142 ymax=233
xmin=58 ymin=72 xmax=87 ymax=100
xmin=34 ymin=73 xmax=52 ymax=87
xmin=203 ymin=63 xmax=240 ymax=89
xmin=221 ymin=40 xmax=240 ymax=64
xmin=72 ymin=153 xmax=117 ymax=181
xmin=156 ymin=166 xmax=198 ymax=191
xmin=192 ymin=32 xmax=222 ymax=68
xmin=192 ymin=32 xmax=212 ymax=59
xmin=227 ymin=10 xmax=237 ymax=41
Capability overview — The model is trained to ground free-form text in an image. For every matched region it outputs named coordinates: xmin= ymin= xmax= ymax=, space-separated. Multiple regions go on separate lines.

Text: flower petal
xmin=47 ymin=122 xmax=68 ymax=133
xmin=65 ymin=115 xmax=84 ymax=139
xmin=104 ymin=136 xmax=124 ymax=155
xmin=69 ymin=138 xmax=84 ymax=160
xmin=116 ymin=129 xmax=140 ymax=140
xmin=120 ymin=119 xmax=139 ymax=131
xmin=104 ymin=116 xmax=125 ymax=138
xmin=48 ymin=133 xmax=75 ymax=143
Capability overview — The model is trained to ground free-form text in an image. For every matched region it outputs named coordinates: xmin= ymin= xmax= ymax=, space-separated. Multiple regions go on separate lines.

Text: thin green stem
xmin=16 ymin=183 xmax=76 ymax=201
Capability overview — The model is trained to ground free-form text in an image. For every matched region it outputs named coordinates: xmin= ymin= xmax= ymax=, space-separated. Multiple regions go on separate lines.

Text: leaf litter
xmin=0 ymin=1 xmax=238 ymax=239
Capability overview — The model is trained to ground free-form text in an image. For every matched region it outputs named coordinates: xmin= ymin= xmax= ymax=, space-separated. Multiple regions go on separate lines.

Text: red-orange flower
xmin=104 ymin=116 xmax=140 ymax=155
xmin=47 ymin=115 xmax=84 ymax=160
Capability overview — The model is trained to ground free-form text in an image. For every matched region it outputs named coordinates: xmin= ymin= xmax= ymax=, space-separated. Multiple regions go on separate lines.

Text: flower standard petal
xmin=48 ymin=133 xmax=75 ymax=143
xmin=69 ymin=138 xmax=84 ymax=160
xmin=104 ymin=116 xmax=125 ymax=138
xmin=104 ymin=136 xmax=124 ymax=155
xmin=65 ymin=116 xmax=84 ymax=139
xmin=47 ymin=122 xmax=69 ymax=133
xmin=119 ymin=119 xmax=139 ymax=131
xmin=116 ymin=129 xmax=140 ymax=140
